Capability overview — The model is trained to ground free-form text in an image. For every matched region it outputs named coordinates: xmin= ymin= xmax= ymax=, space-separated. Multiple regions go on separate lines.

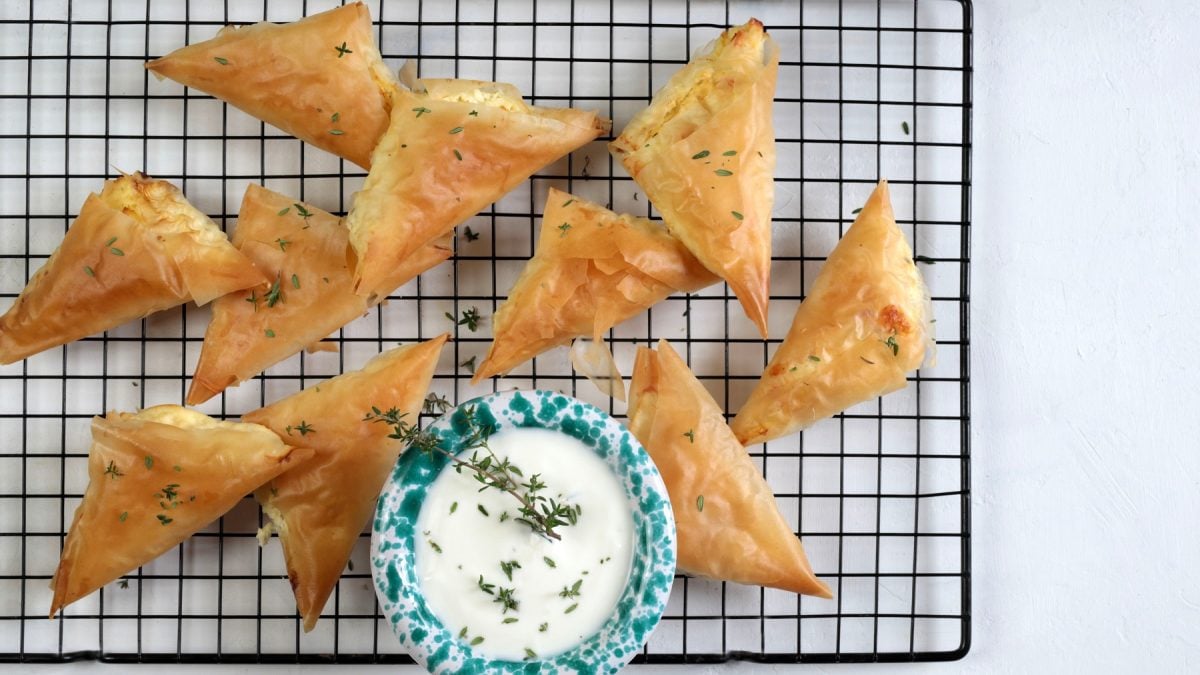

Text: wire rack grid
xmin=0 ymin=0 xmax=972 ymax=665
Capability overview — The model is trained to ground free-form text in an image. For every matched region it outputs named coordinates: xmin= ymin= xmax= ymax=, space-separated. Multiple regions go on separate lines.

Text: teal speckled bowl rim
xmin=370 ymin=389 xmax=676 ymax=674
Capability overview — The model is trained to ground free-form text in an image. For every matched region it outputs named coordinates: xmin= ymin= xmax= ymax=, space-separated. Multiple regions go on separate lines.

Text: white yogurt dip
xmin=415 ymin=426 xmax=634 ymax=661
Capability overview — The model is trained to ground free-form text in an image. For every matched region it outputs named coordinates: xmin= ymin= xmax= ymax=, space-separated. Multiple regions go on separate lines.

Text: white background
xmin=12 ymin=0 xmax=1200 ymax=672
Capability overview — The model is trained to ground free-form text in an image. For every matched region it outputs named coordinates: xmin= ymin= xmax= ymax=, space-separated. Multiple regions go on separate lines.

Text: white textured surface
xmin=12 ymin=0 xmax=1200 ymax=672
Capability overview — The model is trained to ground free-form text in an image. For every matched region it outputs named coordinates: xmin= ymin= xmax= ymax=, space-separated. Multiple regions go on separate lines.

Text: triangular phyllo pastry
xmin=244 ymin=336 xmax=447 ymax=631
xmin=732 ymin=180 xmax=933 ymax=446
xmin=0 ymin=172 xmax=265 ymax=365
xmin=628 ymin=340 xmax=831 ymax=597
xmin=346 ymin=76 xmax=608 ymax=300
xmin=146 ymin=2 xmax=395 ymax=169
xmin=50 ymin=405 xmax=310 ymax=616
xmin=610 ymin=19 xmax=779 ymax=337
xmin=473 ymin=189 xmax=717 ymax=386
xmin=187 ymin=184 xmax=450 ymax=405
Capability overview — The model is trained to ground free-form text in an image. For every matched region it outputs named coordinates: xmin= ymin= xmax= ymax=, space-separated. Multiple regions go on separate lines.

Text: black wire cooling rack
xmin=0 ymin=0 xmax=972 ymax=665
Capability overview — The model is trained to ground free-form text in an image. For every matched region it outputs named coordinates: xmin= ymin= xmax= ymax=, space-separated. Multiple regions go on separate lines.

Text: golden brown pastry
xmin=731 ymin=180 xmax=934 ymax=446
xmin=472 ymin=188 xmax=718 ymax=385
xmin=50 ymin=405 xmax=310 ymax=617
xmin=0 ymin=173 xmax=265 ymax=365
xmin=187 ymin=184 xmax=450 ymax=405
xmin=610 ymin=20 xmax=779 ymax=338
xmin=145 ymin=2 xmax=394 ymax=169
xmin=628 ymin=340 xmax=831 ymax=597
xmin=244 ymin=336 xmax=446 ymax=631
xmin=346 ymin=76 xmax=609 ymax=300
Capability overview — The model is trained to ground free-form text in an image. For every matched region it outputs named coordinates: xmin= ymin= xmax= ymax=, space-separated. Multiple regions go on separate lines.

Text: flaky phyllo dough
xmin=245 ymin=336 xmax=446 ymax=632
xmin=0 ymin=173 xmax=264 ymax=364
xmin=610 ymin=20 xmax=779 ymax=337
xmin=50 ymin=406 xmax=310 ymax=617
xmin=146 ymin=2 xmax=395 ymax=169
xmin=473 ymin=189 xmax=718 ymax=389
xmin=732 ymin=181 xmax=934 ymax=446
xmin=628 ymin=340 xmax=831 ymax=597
xmin=187 ymin=185 xmax=450 ymax=405
xmin=346 ymin=74 xmax=609 ymax=300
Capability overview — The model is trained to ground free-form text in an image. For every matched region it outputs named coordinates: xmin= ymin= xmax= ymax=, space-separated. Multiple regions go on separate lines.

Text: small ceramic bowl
xmin=371 ymin=389 xmax=676 ymax=674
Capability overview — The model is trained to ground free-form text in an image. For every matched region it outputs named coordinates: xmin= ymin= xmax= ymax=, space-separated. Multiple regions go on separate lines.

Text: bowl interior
xmin=371 ymin=389 xmax=676 ymax=674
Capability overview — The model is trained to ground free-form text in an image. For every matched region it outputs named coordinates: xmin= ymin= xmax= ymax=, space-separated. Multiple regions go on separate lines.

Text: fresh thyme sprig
xmin=363 ymin=405 xmax=580 ymax=541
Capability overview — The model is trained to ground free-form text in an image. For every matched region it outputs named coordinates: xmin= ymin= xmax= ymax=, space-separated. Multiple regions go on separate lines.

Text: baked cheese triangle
xmin=473 ymin=188 xmax=717 ymax=384
xmin=50 ymin=405 xmax=310 ymax=616
xmin=145 ymin=2 xmax=395 ymax=169
xmin=731 ymin=180 xmax=934 ymax=445
xmin=610 ymin=20 xmax=779 ymax=337
xmin=0 ymin=172 xmax=265 ymax=364
xmin=628 ymin=340 xmax=831 ymax=597
xmin=187 ymin=184 xmax=450 ymax=405
xmin=244 ymin=336 xmax=447 ymax=631
xmin=346 ymin=77 xmax=608 ymax=300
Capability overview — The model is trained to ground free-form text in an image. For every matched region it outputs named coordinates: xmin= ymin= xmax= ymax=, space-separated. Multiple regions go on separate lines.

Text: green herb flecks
xmin=450 ymin=501 xmax=458 ymax=514
xmin=449 ymin=126 xmax=464 ymax=135
xmin=245 ymin=290 xmax=259 ymax=312
xmin=562 ymin=198 xmax=575 ymax=207
xmin=265 ymin=328 xmax=276 ymax=338
xmin=118 ymin=511 xmax=128 ymax=522
xmin=291 ymin=274 xmax=300 ymax=289
xmin=714 ymin=169 xmax=733 ymax=177
xmin=104 ymin=460 xmax=123 ymax=480
xmin=914 ymin=255 xmax=937 ymax=264
xmin=364 ymin=405 xmax=581 ymax=541
xmin=277 ymin=206 xmax=290 ymax=216
xmin=731 ymin=210 xmax=744 ymax=220
xmin=683 ymin=429 xmax=695 ymax=443
xmin=723 ymin=150 xmax=737 ymax=156
xmin=696 ymin=495 xmax=705 ymax=512
xmin=477 ymin=575 xmax=495 ymax=595
xmin=543 ymin=556 xmax=556 ymax=568
xmin=265 ymin=274 xmax=283 ymax=307
xmin=293 ymin=203 xmax=313 ymax=224
xmin=331 ymin=112 xmax=340 ymax=123
xmin=557 ymin=222 xmax=572 ymax=237
xmin=495 ymin=586 xmax=518 ymax=613
xmin=144 ymin=455 xmax=154 ymax=470
xmin=156 ymin=514 xmax=173 ymax=525
xmin=413 ymin=106 xmax=432 ymax=118
xmin=461 ymin=355 xmax=477 ymax=374
xmin=883 ymin=335 xmax=899 ymax=356
xmin=463 ymin=226 xmax=480 ymax=242
xmin=276 ymin=238 xmax=290 ymax=252
xmin=503 ymin=617 xmax=518 ymax=624
xmin=500 ymin=560 xmax=521 ymax=581
xmin=428 ymin=539 xmax=443 ymax=554
xmin=470 ymin=636 xmax=485 ymax=646
xmin=214 ymin=56 xmax=229 ymax=66
xmin=424 ymin=392 xmax=451 ymax=414
xmin=564 ymin=603 xmax=578 ymax=614
xmin=559 ymin=579 xmax=582 ymax=599
xmin=691 ymin=150 xmax=710 ymax=160
xmin=445 ymin=306 xmax=482 ymax=331
xmin=852 ymin=207 xmax=863 ymax=215
xmin=902 ymin=121 xmax=910 ymax=135
xmin=469 ymin=110 xmax=479 ymax=117
xmin=524 ymin=648 xmax=538 ymax=660
xmin=335 ymin=42 xmax=353 ymax=58
xmin=808 ymin=354 xmax=821 ymax=362
xmin=329 ymin=129 xmax=345 ymax=135
xmin=477 ymin=503 xmax=490 ymax=517
xmin=538 ymin=622 xmax=548 ymax=633
xmin=119 ymin=579 xmax=129 ymax=589
xmin=453 ymin=149 xmax=462 ymax=161
xmin=285 ymin=421 xmax=314 ymax=436
xmin=84 ymin=265 xmax=95 ymax=277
